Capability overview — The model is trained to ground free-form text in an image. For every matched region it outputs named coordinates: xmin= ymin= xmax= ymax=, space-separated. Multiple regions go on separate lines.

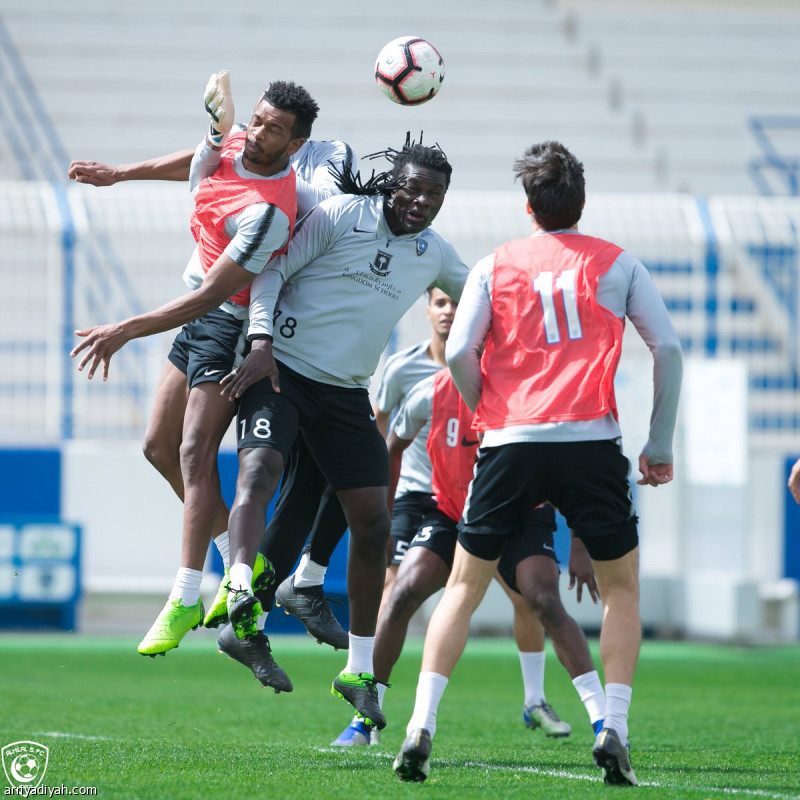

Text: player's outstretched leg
xmin=331 ymin=672 xmax=386 ymax=729
xmin=137 ymin=598 xmax=204 ymax=657
xmin=217 ymin=622 xmax=293 ymax=693
xmin=393 ymin=728 xmax=432 ymax=783
xmin=275 ymin=575 xmax=349 ymax=649
xmin=204 ymin=553 xmax=275 ymax=629
xmin=523 ymin=701 xmax=572 ymax=738
xmin=592 ymin=727 xmax=638 ymax=786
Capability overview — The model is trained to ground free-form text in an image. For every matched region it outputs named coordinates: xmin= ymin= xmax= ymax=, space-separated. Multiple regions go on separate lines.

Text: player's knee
xmin=142 ymin=434 xmax=179 ymax=476
xmin=386 ymin=577 xmax=425 ymax=619
xmin=237 ymin=450 xmax=283 ymax=499
xmin=178 ymin=437 xmax=217 ymax=485
xmin=524 ymin=588 xmax=565 ymax=624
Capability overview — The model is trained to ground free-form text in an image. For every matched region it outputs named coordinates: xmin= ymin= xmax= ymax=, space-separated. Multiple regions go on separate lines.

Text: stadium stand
xmin=0 ymin=0 xmax=798 ymax=639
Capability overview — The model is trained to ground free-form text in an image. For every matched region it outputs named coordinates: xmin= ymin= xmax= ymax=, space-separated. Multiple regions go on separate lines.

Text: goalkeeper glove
xmin=204 ymin=70 xmax=234 ymax=147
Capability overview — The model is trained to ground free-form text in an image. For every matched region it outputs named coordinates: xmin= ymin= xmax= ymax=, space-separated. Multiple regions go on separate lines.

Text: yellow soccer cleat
xmin=137 ymin=598 xmax=204 ymax=657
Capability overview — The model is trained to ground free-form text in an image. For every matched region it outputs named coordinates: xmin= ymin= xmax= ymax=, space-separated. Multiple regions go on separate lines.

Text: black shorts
xmin=406 ymin=507 xmax=459 ymax=569
xmin=167 ymin=308 xmax=248 ymax=389
xmin=236 ymin=360 xmax=389 ymax=491
xmin=389 ymin=492 xmax=438 ymax=566
xmin=461 ymin=440 xmax=638 ymax=562
xmin=494 ymin=505 xmax=558 ymax=593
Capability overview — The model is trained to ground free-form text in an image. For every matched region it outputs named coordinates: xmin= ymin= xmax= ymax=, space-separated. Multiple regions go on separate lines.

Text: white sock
xmin=229 ymin=562 xmax=253 ymax=593
xmin=344 ymin=633 xmax=374 ymax=675
xmin=214 ymin=532 xmax=230 ymax=569
xmin=377 ymin=682 xmax=388 ymax=708
xmin=293 ymin=553 xmax=327 ymax=588
xmin=407 ymin=671 xmax=449 ymax=739
xmin=604 ymin=683 xmax=633 ymax=745
xmin=168 ymin=567 xmax=203 ymax=607
xmin=518 ymin=650 xmax=546 ymax=707
xmin=257 ymin=611 xmax=269 ymax=633
xmin=572 ymin=670 xmax=606 ymax=726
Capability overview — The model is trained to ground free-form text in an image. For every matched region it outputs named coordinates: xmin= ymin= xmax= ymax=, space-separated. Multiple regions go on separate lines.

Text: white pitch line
xmin=31 ymin=731 xmax=116 ymax=742
xmin=316 ymin=747 xmax=799 ymax=799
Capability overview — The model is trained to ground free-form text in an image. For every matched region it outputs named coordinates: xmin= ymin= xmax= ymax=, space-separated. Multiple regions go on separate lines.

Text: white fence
xmin=2 ymin=181 xmax=799 ymax=449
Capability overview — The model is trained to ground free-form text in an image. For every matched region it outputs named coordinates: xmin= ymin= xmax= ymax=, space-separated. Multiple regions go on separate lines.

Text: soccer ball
xmin=12 ymin=755 xmax=39 ymax=782
xmin=374 ymin=36 xmax=445 ymax=106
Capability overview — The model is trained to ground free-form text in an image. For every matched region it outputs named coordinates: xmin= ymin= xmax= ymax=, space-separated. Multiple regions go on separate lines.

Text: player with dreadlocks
xmin=211 ymin=134 xmax=467 ymax=729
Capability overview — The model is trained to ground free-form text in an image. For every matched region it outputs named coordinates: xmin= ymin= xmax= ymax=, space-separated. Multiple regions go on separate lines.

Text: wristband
xmin=207 ymin=124 xmax=225 ymax=148
xmin=248 ymin=333 xmax=273 ymax=343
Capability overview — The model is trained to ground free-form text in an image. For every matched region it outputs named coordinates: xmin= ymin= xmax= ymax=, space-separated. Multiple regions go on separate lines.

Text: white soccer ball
xmin=374 ymin=36 xmax=445 ymax=106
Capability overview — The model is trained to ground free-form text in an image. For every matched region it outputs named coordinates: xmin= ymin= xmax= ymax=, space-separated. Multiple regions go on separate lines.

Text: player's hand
xmin=70 ymin=322 xmax=131 ymax=380
xmin=204 ymin=70 xmax=234 ymax=139
xmin=788 ymin=458 xmax=800 ymax=504
xmin=220 ymin=340 xmax=280 ymax=400
xmin=567 ymin=536 xmax=599 ymax=604
xmin=637 ymin=454 xmax=673 ymax=487
xmin=68 ymin=160 xmax=120 ymax=186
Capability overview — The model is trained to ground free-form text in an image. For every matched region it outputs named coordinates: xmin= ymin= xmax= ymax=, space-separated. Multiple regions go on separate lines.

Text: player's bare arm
xmin=71 ymin=254 xmax=252 ymax=380
xmin=219 ymin=338 xmax=281 ymax=399
xmin=68 ymin=150 xmax=195 ymax=186
xmin=568 ymin=534 xmax=599 ymax=604
xmin=373 ymin=408 xmax=391 ymax=438
xmin=386 ymin=431 xmax=412 ymax=515
xmin=788 ymin=458 xmax=800 ymax=504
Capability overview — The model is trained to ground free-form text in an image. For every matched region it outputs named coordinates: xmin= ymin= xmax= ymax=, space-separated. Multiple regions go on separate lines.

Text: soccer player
xmin=332 ymin=365 xmax=600 ymax=746
xmin=213 ymin=138 xmax=469 ymax=728
xmin=394 ymin=141 xmax=683 ymax=785
xmin=267 ymin=287 xmax=458 ymax=654
xmin=67 ymin=78 xmax=358 ymax=667
xmin=70 ymin=73 xmax=319 ymax=672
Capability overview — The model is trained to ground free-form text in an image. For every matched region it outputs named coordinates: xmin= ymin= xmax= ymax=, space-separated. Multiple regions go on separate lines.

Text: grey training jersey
xmin=446 ymin=230 xmax=683 ymax=463
xmin=375 ymin=341 xmax=443 ymax=496
xmin=248 ymin=193 xmax=469 ymax=388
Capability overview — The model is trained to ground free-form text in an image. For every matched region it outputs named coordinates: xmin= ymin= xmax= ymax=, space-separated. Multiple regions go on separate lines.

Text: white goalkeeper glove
xmin=204 ymin=70 xmax=234 ymax=148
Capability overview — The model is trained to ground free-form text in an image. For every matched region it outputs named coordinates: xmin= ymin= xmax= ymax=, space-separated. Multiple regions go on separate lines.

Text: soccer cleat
xmin=330 ymin=719 xmax=374 ymax=746
xmin=227 ymin=588 xmax=262 ymax=640
xmin=217 ymin=622 xmax=293 ymax=693
xmin=523 ymin=701 xmax=572 ymax=738
xmin=203 ymin=568 xmax=231 ymax=629
xmin=203 ymin=554 xmax=275 ymax=629
xmin=275 ymin=576 xmax=349 ymax=650
xmin=370 ymin=727 xmax=381 ymax=745
xmin=592 ymin=727 xmax=638 ymax=786
xmin=137 ymin=598 xmax=204 ymax=656
xmin=331 ymin=672 xmax=386 ymax=729
xmin=251 ymin=552 xmax=276 ymax=601
xmin=393 ymin=728 xmax=432 ymax=782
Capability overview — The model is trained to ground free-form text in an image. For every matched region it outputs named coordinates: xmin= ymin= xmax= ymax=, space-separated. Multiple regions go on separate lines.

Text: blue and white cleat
xmin=331 ymin=719 xmax=374 ymax=746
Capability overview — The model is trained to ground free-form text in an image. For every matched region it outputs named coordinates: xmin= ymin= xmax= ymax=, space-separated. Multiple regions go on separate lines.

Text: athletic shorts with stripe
xmin=460 ymin=440 xmax=639 ymax=562
xmin=389 ymin=492 xmax=438 ymax=566
xmin=415 ymin=504 xmax=557 ymax=592
xmin=167 ymin=308 xmax=248 ymax=389
xmin=236 ymin=360 xmax=389 ymax=491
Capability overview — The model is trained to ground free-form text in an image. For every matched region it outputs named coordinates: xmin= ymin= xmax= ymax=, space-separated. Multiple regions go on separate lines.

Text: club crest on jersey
xmin=416 ymin=238 xmax=428 ymax=256
xmin=369 ymin=250 xmax=393 ymax=277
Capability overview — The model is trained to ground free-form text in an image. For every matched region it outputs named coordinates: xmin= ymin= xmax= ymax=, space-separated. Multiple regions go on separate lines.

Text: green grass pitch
xmin=0 ymin=633 xmax=798 ymax=799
